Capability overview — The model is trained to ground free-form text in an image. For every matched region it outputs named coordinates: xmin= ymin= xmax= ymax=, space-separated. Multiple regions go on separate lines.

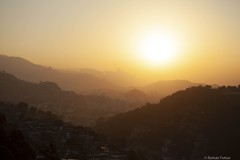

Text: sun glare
xmin=137 ymin=31 xmax=180 ymax=67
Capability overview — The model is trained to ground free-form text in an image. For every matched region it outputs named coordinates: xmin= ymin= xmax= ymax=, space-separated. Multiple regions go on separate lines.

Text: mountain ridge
xmin=95 ymin=85 xmax=240 ymax=159
xmin=0 ymin=54 xmax=120 ymax=92
xmin=0 ymin=54 xmax=209 ymax=99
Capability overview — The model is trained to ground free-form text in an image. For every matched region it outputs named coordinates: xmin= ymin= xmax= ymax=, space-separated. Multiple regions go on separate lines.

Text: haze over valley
xmin=0 ymin=0 xmax=239 ymax=159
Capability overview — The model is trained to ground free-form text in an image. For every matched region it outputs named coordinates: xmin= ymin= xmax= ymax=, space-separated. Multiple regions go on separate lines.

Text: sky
xmin=0 ymin=0 xmax=240 ymax=85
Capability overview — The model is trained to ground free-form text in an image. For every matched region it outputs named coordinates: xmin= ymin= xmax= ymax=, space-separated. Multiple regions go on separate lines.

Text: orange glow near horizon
xmin=0 ymin=1 xmax=240 ymax=85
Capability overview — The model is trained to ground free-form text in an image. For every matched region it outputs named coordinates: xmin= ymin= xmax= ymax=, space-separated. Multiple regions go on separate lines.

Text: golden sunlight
xmin=137 ymin=30 xmax=181 ymax=67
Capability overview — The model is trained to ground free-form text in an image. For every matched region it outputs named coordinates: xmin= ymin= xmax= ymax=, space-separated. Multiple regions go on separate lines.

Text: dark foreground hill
xmin=0 ymin=101 xmax=128 ymax=160
xmin=95 ymin=85 xmax=240 ymax=160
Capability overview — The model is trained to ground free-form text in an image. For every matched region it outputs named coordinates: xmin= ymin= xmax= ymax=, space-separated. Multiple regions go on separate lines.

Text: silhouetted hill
xmin=0 ymin=71 xmax=139 ymax=126
xmin=141 ymin=80 xmax=203 ymax=101
xmin=96 ymin=85 xmax=240 ymax=159
xmin=0 ymin=55 xmax=120 ymax=92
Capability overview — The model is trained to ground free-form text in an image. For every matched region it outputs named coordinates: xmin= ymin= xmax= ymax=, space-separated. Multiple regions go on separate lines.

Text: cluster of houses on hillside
xmin=0 ymin=102 xmax=128 ymax=160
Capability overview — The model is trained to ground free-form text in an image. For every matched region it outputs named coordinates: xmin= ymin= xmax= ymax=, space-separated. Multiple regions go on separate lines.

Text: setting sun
xmin=0 ymin=1 xmax=240 ymax=159
xmin=137 ymin=30 xmax=180 ymax=67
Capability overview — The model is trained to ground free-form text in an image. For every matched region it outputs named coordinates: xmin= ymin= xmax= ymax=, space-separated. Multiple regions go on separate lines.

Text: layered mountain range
xmin=0 ymin=54 xmax=203 ymax=100
xmin=0 ymin=71 xmax=139 ymax=126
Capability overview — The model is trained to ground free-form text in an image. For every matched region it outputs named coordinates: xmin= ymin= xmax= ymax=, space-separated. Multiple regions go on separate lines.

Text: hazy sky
xmin=0 ymin=0 xmax=240 ymax=85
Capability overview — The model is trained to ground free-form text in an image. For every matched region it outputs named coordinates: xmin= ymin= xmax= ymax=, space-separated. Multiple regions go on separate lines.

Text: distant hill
xmin=96 ymin=86 xmax=240 ymax=159
xmin=69 ymin=68 xmax=143 ymax=87
xmin=141 ymin=80 xmax=203 ymax=101
xmin=0 ymin=55 xmax=120 ymax=92
xmin=71 ymin=69 xmax=201 ymax=100
xmin=0 ymin=71 xmax=139 ymax=126
xmin=0 ymin=55 xmax=208 ymax=101
xmin=124 ymin=89 xmax=148 ymax=102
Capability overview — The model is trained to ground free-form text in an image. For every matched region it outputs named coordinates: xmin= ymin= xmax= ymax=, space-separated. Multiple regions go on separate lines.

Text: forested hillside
xmin=96 ymin=86 xmax=240 ymax=160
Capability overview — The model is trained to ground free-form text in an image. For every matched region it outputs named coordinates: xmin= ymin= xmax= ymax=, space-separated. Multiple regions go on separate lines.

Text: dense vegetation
xmin=0 ymin=102 xmax=57 ymax=160
xmin=96 ymin=85 xmax=240 ymax=160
